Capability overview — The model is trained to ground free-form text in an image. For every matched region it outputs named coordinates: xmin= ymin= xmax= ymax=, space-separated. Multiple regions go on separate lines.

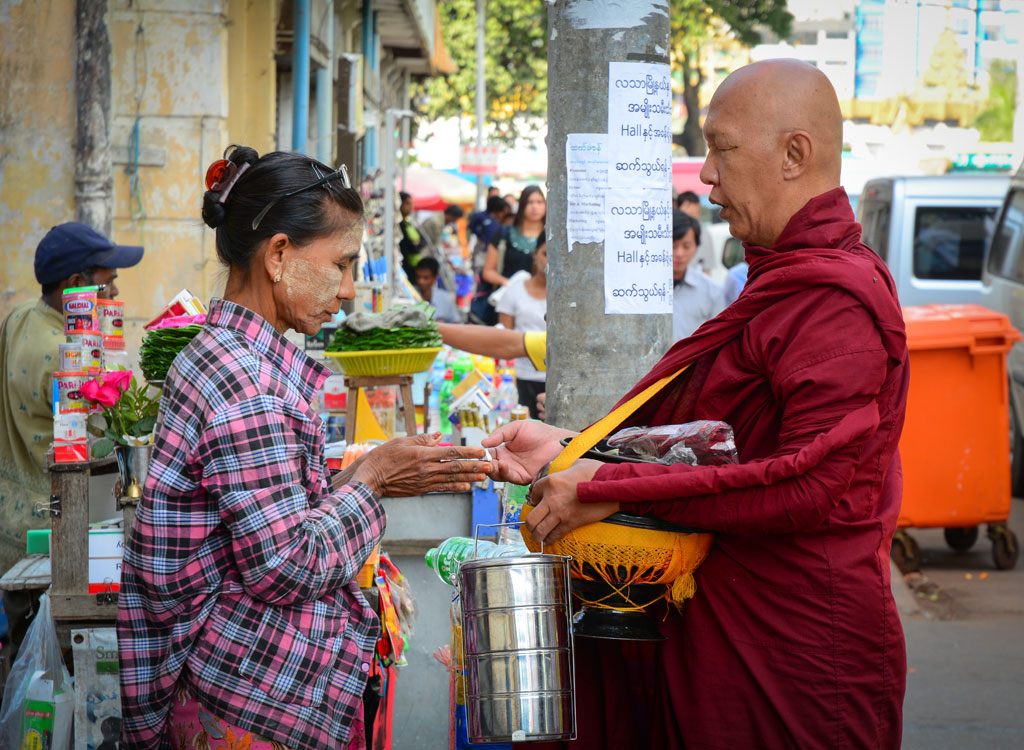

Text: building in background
xmin=0 ymin=0 xmax=453 ymax=349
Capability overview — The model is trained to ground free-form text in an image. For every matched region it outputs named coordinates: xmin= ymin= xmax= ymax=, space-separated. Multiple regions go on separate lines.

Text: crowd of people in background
xmin=398 ymin=177 xmax=754 ymax=423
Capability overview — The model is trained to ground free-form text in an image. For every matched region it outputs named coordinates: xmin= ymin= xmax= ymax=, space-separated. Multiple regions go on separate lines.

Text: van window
xmin=988 ymin=189 xmax=1024 ymax=282
xmin=860 ymin=203 xmax=890 ymax=263
xmin=912 ymin=206 xmax=998 ymax=281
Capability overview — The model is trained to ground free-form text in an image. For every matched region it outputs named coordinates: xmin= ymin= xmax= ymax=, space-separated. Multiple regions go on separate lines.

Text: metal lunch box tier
xmin=463 ymin=604 xmax=570 ymax=654
xmin=466 ymin=647 xmax=572 ymax=696
xmin=467 ymin=689 xmax=575 ymax=744
xmin=459 ymin=556 xmax=572 ymax=612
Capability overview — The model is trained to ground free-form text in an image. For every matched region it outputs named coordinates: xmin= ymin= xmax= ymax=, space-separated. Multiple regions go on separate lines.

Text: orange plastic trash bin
xmin=896 ymin=304 xmax=1022 ymax=571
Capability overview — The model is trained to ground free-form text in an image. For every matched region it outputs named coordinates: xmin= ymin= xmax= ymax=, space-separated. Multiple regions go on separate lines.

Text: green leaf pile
xmin=327 ymin=303 xmax=442 ymax=352
xmin=139 ymin=325 xmax=202 ymax=381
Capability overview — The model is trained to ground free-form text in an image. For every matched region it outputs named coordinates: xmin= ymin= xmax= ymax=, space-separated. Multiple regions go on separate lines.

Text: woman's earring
xmin=273 ymin=273 xmax=281 ymax=283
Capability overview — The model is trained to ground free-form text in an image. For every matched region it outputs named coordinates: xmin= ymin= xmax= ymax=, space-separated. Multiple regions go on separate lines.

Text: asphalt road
xmin=897 ymin=497 xmax=1024 ymax=748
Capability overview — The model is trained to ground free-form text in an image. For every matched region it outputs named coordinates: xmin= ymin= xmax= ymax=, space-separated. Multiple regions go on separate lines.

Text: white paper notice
xmin=565 ymin=133 xmax=608 ymax=250
xmin=604 ymin=186 xmax=673 ymax=314
xmin=604 ymin=61 xmax=673 ymax=314
xmin=606 ymin=62 xmax=673 ymax=191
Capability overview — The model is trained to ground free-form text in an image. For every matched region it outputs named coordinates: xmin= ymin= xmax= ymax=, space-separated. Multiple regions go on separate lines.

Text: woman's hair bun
xmin=226 ymin=144 xmax=259 ymax=168
xmin=201 ymin=145 xmax=260 ymax=229
xmin=202 ymin=191 xmax=227 ymax=228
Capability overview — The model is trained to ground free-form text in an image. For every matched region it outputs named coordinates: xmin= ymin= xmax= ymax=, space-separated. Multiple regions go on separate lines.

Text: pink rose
xmin=105 ymin=370 xmax=132 ymax=394
xmin=80 ymin=372 xmax=131 ymax=408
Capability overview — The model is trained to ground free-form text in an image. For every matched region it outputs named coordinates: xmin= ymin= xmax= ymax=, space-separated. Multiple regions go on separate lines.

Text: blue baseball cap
xmin=34 ymin=222 xmax=144 ymax=286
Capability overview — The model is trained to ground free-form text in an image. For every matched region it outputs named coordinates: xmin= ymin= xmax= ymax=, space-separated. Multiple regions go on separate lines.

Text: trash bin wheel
xmin=891 ymin=531 xmax=921 ymax=573
xmin=943 ymin=526 xmax=979 ymax=552
xmin=988 ymin=525 xmax=1019 ymax=571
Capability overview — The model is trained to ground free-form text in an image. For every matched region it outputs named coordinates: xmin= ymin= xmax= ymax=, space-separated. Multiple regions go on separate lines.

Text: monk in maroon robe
xmin=485 ymin=59 xmax=908 ymax=748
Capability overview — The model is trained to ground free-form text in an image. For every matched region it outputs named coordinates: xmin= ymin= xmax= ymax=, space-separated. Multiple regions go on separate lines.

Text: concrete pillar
xmin=74 ymin=0 xmax=113 ymax=236
xmin=545 ymin=1 xmax=673 ymax=430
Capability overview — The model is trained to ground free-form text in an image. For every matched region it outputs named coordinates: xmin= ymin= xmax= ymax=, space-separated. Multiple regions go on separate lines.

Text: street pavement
xmin=897 ymin=497 xmax=1024 ymax=748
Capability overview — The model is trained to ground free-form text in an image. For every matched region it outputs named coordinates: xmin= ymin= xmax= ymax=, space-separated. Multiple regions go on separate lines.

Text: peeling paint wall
xmin=1 ymin=0 xmax=282 ymax=359
xmin=0 ymin=0 xmax=77 ymax=313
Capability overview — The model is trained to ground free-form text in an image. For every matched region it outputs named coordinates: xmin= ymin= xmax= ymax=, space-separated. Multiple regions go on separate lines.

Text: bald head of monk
xmin=699 ymin=59 xmax=844 ymax=248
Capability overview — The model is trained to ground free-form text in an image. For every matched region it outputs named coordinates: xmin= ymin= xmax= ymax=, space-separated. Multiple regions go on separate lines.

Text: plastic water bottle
xmin=439 ymin=368 xmax=455 ymax=435
xmin=425 ymin=536 xmax=531 ymax=585
xmin=496 ymin=374 xmax=518 ymax=424
xmin=428 ymin=359 xmax=445 ymax=432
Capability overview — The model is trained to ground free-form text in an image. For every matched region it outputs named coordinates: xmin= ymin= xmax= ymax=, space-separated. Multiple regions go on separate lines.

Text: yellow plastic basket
xmin=323 ymin=347 xmax=443 ymax=376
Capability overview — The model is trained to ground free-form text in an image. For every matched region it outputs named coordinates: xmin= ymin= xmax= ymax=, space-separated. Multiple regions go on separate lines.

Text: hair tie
xmin=205 ymin=160 xmax=251 ymax=204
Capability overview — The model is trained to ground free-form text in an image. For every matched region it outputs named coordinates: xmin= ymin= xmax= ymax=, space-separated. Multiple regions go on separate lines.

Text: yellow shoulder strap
xmin=548 ymin=363 xmax=691 ymax=474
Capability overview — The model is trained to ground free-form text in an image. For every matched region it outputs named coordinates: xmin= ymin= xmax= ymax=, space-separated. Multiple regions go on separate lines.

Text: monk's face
xmin=699 ymin=87 xmax=785 ymax=247
xmin=700 ymin=60 xmax=844 ymax=248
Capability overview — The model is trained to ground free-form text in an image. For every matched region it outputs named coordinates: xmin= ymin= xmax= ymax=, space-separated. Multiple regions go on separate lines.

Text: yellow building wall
xmin=1 ymin=0 xmax=280 ymax=360
xmin=0 ymin=0 xmax=77 ymax=314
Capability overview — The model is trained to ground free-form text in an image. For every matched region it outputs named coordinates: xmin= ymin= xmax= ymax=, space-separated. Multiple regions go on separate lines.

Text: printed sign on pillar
xmin=604 ymin=61 xmax=673 ymax=314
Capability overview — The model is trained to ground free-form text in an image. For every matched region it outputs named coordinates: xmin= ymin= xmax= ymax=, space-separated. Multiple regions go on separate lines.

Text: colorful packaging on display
xmin=97 ymin=299 xmax=124 ymax=337
xmin=62 ymin=285 xmax=100 ymax=335
xmin=53 ymin=372 xmax=90 ymax=414
xmin=71 ymin=628 xmax=122 ymax=750
xmin=52 ymin=414 xmax=88 ymax=463
xmin=58 ymin=343 xmax=83 ymax=372
xmin=20 ymin=669 xmax=73 ymax=750
xmin=67 ymin=331 xmax=104 ymax=371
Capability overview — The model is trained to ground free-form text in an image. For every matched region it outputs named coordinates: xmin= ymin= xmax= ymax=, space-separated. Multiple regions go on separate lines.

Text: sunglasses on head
xmin=251 ymin=163 xmax=352 ymax=230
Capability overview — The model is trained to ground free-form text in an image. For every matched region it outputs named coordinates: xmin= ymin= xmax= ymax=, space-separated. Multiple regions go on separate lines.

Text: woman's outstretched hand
xmin=346 ymin=432 xmax=492 ymax=497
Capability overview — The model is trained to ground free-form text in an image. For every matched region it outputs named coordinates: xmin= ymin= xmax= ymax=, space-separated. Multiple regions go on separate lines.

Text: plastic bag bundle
xmin=607 ymin=420 xmax=739 ymax=465
xmin=0 ymin=593 xmax=73 ymax=750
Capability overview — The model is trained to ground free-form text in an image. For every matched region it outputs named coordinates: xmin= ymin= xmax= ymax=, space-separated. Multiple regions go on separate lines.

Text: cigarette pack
xmin=53 ymin=413 xmax=88 ymax=463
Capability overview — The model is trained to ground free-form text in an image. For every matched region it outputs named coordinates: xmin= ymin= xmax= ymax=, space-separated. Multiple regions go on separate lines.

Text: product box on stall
xmin=21 ymin=669 xmax=73 ymax=750
xmin=62 ymin=285 xmax=100 ymax=335
xmin=97 ymin=298 xmax=124 ymax=338
xmin=52 ymin=414 xmax=88 ymax=464
xmin=144 ymin=288 xmax=206 ymax=330
xmin=72 ymin=628 xmax=122 ymax=750
xmin=26 ymin=526 xmax=124 ymax=557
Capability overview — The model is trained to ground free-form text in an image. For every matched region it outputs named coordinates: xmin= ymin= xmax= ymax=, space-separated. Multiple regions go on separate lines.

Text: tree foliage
xmin=973 ymin=61 xmax=1017 ymax=142
xmin=670 ymin=0 xmax=793 ymax=155
xmin=415 ymin=0 xmax=547 ymax=145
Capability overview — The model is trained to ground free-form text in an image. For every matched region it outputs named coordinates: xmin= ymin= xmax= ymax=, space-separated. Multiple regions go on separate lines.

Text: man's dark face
xmin=414 ymin=269 xmax=436 ymax=295
xmin=75 ymin=267 xmax=119 ymax=299
xmin=400 ymin=198 xmax=413 ymax=218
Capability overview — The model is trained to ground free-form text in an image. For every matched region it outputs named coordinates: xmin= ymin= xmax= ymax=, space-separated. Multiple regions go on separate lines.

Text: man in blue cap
xmin=0 ymin=222 xmax=143 ymax=575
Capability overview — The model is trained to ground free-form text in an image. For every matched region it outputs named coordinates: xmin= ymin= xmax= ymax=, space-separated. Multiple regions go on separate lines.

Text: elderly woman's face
xmin=276 ymin=224 xmax=362 ymax=335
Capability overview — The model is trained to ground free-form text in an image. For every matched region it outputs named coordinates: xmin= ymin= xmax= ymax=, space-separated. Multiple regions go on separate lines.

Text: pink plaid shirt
xmin=118 ymin=299 xmax=386 ymax=750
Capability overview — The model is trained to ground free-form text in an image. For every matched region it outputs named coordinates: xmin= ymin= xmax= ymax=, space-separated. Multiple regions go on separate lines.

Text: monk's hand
xmin=482 ymin=420 xmax=576 ymax=485
xmin=524 ymin=459 xmax=618 ymax=545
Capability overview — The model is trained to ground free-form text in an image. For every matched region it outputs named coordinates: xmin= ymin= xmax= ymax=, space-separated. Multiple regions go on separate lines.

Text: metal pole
xmin=546 ymin=1 xmax=672 ymax=429
xmin=384 ymin=109 xmax=397 ymax=300
xmin=401 ymin=68 xmax=410 ymax=190
xmin=316 ymin=0 xmax=334 ymax=164
xmin=74 ymin=0 xmax=113 ymax=236
xmin=292 ymin=0 xmax=311 ymax=154
xmin=475 ymin=0 xmax=486 ymax=207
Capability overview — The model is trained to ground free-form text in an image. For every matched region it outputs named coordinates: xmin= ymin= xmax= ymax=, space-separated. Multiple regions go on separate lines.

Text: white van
xmin=982 ymin=164 xmax=1024 ymax=497
xmin=858 ymin=175 xmax=1009 ymax=307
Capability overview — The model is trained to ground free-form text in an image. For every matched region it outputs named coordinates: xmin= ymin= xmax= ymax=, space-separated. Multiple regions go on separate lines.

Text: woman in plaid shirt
xmin=117 ymin=146 xmax=492 ymax=750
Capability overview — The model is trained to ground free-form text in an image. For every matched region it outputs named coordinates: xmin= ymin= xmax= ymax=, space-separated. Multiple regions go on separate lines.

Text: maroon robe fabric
xmin=546 ymin=189 xmax=909 ymax=749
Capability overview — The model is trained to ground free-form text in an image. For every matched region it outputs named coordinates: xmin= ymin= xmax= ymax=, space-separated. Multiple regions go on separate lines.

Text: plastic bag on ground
xmin=607 ymin=421 xmax=739 ymax=465
xmin=0 ymin=592 xmax=73 ymax=750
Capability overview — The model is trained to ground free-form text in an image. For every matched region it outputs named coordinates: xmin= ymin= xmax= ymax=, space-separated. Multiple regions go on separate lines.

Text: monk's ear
xmin=781 ymin=130 xmax=813 ymax=181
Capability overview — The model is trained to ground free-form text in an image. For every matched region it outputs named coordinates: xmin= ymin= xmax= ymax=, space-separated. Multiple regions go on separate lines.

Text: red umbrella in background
xmin=672 ymin=158 xmax=711 ymax=196
xmin=399 ymin=167 xmax=478 ymax=211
